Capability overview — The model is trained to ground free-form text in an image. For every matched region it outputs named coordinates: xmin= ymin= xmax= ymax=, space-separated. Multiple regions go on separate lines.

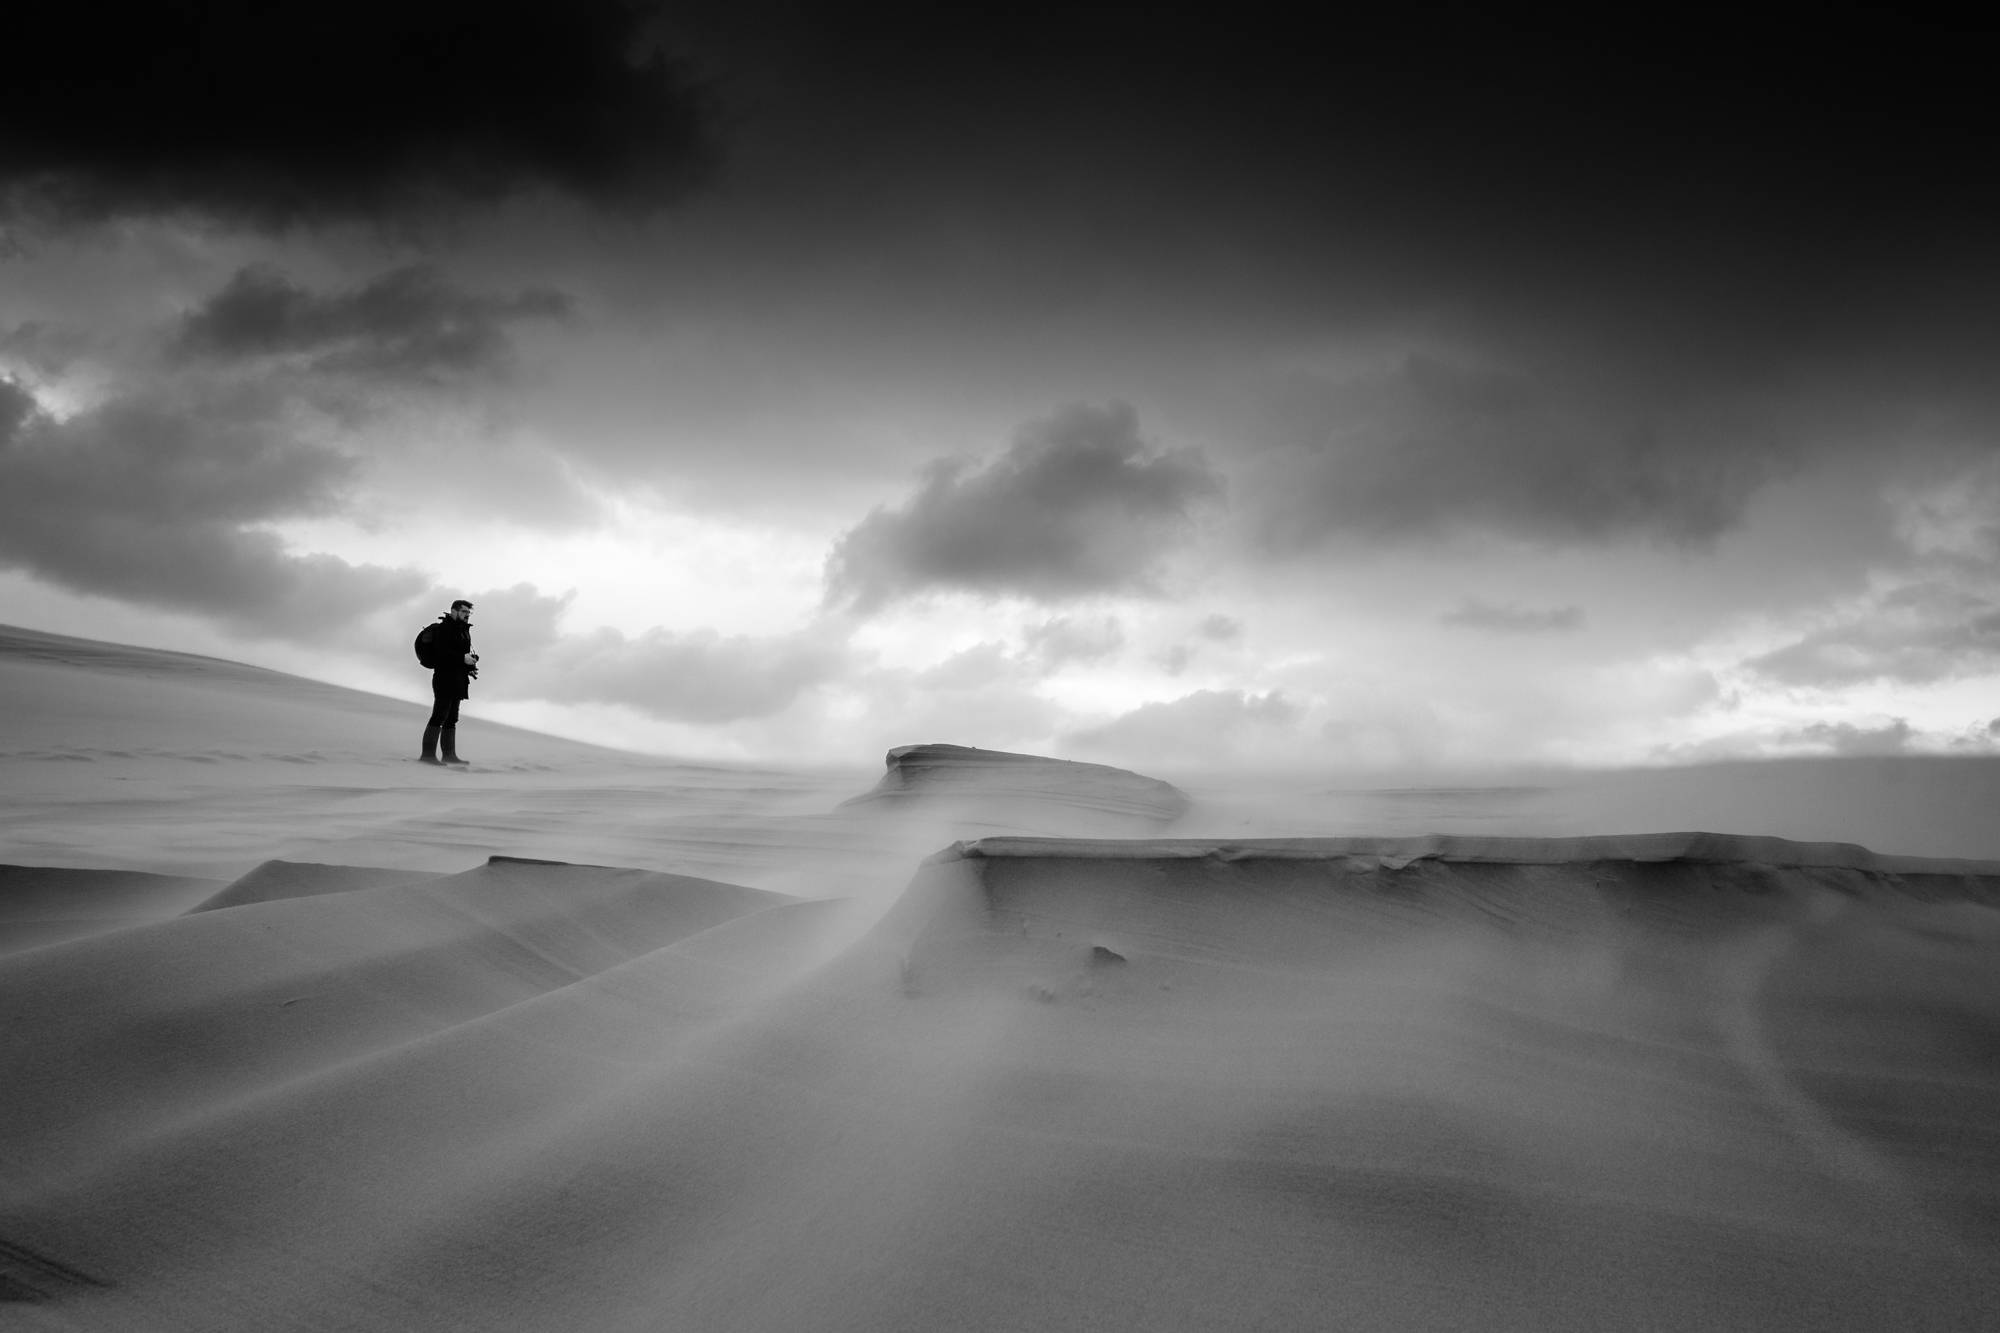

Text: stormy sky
xmin=3 ymin=3 xmax=1996 ymax=769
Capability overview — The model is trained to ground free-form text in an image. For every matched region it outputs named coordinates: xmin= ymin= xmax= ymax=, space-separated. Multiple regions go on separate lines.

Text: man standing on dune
xmin=417 ymin=599 xmax=478 ymax=766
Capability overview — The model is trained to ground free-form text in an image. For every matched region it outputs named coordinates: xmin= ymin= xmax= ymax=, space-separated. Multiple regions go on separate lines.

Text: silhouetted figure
xmin=416 ymin=599 xmax=478 ymax=765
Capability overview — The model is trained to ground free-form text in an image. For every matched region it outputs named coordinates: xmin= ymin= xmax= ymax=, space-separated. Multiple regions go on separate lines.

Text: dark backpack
xmin=414 ymin=623 xmax=438 ymax=668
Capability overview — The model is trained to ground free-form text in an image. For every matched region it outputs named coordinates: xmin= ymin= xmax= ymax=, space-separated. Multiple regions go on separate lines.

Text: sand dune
xmin=0 ymin=864 xmax=222 ymax=957
xmin=5 ymin=833 xmax=1997 ymax=1329
xmin=4 ymin=626 xmax=2000 ymax=1329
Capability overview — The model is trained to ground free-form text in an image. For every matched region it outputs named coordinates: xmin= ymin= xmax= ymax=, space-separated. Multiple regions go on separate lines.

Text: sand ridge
xmin=931 ymin=829 xmax=2000 ymax=873
xmin=183 ymin=858 xmax=446 ymax=913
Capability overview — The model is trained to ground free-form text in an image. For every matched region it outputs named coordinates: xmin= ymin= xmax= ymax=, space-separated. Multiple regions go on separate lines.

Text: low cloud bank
xmin=1745 ymin=583 xmax=2000 ymax=688
xmin=507 ymin=625 xmax=846 ymax=725
xmin=415 ymin=583 xmax=847 ymax=726
xmin=1244 ymin=355 xmax=1776 ymax=554
xmin=1066 ymin=688 xmax=1303 ymax=767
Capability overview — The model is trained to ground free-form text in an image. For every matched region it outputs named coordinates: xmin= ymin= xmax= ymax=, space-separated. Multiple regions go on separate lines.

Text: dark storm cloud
xmin=728 ymin=7 xmax=1997 ymax=546
xmin=163 ymin=265 xmax=602 ymax=532
xmin=1441 ymin=599 xmax=1585 ymax=634
xmin=0 ymin=1 xmax=714 ymax=228
xmin=824 ymin=403 xmax=1223 ymax=611
xmin=174 ymin=265 xmax=572 ymax=385
xmin=1248 ymin=356 xmax=1775 ymax=553
xmin=0 ymin=377 xmax=425 ymax=636
xmin=719 ymin=7 xmax=1995 ymax=310
xmin=1743 ymin=583 xmax=2000 ymax=688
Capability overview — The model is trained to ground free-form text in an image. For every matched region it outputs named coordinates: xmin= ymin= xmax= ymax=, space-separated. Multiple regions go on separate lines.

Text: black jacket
xmin=428 ymin=616 xmax=475 ymax=699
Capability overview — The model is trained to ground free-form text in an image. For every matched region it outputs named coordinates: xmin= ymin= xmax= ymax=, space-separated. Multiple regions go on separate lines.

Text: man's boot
xmin=420 ymin=723 xmax=444 ymax=764
xmin=441 ymin=726 xmax=468 ymax=766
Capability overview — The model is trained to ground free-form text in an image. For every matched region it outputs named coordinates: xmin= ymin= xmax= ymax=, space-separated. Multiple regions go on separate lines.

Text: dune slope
xmin=4 ymin=834 xmax=1997 ymax=1330
xmin=0 ymin=622 xmax=888 ymax=887
xmin=0 ymin=858 xmax=796 ymax=1192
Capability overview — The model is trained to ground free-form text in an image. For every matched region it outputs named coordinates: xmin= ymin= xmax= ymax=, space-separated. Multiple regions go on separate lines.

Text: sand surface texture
xmin=4 ymin=624 xmax=1999 ymax=1330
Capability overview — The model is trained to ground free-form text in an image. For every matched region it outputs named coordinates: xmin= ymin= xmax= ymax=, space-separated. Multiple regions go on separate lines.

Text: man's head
xmin=450 ymin=599 xmax=473 ymax=620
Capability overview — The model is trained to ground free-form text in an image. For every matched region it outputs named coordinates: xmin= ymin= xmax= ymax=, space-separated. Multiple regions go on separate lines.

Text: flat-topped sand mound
xmin=838 ymin=741 xmax=1192 ymax=834
xmin=4 ymin=832 xmax=1997 ymax=1329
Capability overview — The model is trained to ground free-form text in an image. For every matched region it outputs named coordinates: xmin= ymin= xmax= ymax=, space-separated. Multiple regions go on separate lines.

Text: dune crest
xmin=182 ymin=859 xmax=443 ymax=913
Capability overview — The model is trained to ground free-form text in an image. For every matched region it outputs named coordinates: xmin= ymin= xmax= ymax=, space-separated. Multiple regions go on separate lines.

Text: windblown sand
xmin=3 ymin=624 xmax=1998 ymax=1330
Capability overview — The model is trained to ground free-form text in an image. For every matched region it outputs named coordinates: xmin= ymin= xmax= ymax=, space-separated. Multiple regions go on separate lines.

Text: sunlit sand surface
xmin=3 ymin=624 xmax=1997 ymax=1329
